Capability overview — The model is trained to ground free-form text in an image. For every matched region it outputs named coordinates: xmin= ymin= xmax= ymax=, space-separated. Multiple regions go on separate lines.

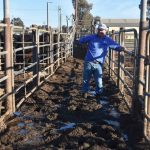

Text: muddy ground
xmin=0 ymin=57 xmax=149 ymax=150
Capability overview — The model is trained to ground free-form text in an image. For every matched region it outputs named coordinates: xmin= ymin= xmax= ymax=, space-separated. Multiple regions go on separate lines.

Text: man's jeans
xmin=82 ymin=61 xmax=103 ymax=94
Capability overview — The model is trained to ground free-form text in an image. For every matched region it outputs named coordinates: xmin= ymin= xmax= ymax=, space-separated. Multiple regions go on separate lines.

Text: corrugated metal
xmin=102 ymin=19 xmax=140 ymax=27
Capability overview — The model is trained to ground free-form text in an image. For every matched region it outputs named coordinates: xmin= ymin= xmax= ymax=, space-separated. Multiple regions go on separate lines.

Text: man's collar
xmin=96 ymin=34 xmax=106 ymax=39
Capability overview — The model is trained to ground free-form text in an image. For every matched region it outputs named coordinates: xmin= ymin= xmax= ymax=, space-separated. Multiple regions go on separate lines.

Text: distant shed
xmin=102 ymin=19 xmax=142 ymax=39
xmin=102 ymin=19 xmax=140 ymax=31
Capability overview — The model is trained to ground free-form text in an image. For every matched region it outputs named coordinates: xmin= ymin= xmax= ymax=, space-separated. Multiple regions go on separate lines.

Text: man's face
xmin=97 ymin=28 xmax=106 ymax=37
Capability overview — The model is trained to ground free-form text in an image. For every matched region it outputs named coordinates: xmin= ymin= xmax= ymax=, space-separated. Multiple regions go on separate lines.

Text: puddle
xmin=25 ymin=136 xmax=43 ymax=144
xmin=64 ymin=97 xmax=71 ymax=101
xmin=109 ymin=108 xmax=120 ymax=118
xmin=13 ymin=112 xmax=21 ymax=117
xmin=100 ymin=100 xmax=109 ymax=105
xmin=22 ymin=116 xmax=34 ymax=120
xmin=104 ymin=120 xmax=120 ymax=128
xmin=18 ymin=122 xmax=25 ymax=127
xmin=50 ymin=129 xmax=58 ymax=134
xmin=51 ymin=104 xmax=62 ymax=108
xmin=100 ymin=96 xmax=108 ymax=100
xmin=88 ymin=90 xmax=96 ymax=96
xmin=26 ymin=122 xmax=34 ymax=127
xmin=71 ymin=77 xmax=76 ymax=80
xmin=122 ymin=133 xmax=128 ymax=141
xmin=18 ymin=129 xmax=28 ymax=135
xmin=58 ymin=123 xmax=76 ymax=131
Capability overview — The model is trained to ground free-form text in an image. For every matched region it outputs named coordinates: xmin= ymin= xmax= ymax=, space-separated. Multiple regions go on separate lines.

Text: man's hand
xmin=120 ymin=46 xmax=125 ymax=52
xmin=120 ymin=47 xmax=135 ymax=56
xmin=115 ymin=46 xmax=125 ymax=52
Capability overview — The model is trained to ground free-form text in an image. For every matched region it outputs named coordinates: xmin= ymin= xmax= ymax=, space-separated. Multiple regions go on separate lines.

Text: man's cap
xmin=97 ymin=23 xmax=108 ymax=31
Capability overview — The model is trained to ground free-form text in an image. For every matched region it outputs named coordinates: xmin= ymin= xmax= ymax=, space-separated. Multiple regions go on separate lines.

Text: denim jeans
xmin=82 ymin=61 xmax=103 ymax=94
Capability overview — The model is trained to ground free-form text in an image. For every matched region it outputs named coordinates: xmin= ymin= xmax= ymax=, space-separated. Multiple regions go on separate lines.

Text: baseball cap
xmin=97 ymin=23 xmax=108 ymax=31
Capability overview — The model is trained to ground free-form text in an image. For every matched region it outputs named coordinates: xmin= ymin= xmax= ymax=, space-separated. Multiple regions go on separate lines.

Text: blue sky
xmin=0 ymin=0 xmax=140 ymax=27
xmin=89 ymin=0 xmax=140 ymax=19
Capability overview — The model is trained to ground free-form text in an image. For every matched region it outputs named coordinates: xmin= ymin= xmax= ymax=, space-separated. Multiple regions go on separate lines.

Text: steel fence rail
xmin=0 ymin=51 xmax=7 ymax=55
xmin=0 ymin=76 xmax=8 ymax=83
xmin=144 ymin=30 xmax=150 ymax=141
xmin=0 ymin=22 xmax=76 ymax=129
xmin=106 ymin=27 xmax=150 ymax=141
xmin=0 ymin=24 xmax=13 ymax=118
xmin=106 ymin=28 xmax=138 ymax=111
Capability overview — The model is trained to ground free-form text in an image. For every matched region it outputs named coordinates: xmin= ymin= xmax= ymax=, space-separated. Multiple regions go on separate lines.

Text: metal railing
xmin=106 ymin=28 xmax=150 ymax=141
xmin=144 ymin=30 xmax=150 ymax=141
xmin=0 ymin=23 xmax=76 ymax=129
xmin=106 ymin=28 xmax=138 ymax=110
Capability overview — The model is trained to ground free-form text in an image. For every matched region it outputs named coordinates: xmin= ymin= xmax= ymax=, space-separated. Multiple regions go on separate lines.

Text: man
xmin=79 ymin=23 xmax=124 ymax=99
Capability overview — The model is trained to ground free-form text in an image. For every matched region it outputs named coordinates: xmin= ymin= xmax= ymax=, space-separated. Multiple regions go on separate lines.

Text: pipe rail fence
xmin=105 ymin=28 xmax=150 ymax=141
xmin=0 ymin=19 xmax=150 ymax=142
xmin=0 ymin=22 xmax=76 ymax=129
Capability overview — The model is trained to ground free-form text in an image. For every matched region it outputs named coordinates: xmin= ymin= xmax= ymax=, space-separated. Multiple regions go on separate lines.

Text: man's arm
xmin=115 ymin=46 xmax=125 ymax=52
xmin=79 ymin=35 xmax=93 ymax=44
xmin=107 ymin=37 xmax=125 ymax=52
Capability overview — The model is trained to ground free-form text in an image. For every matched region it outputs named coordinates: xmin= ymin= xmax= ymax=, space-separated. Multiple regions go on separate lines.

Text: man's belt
xmin=92 ymin=60 xmax=102 ymax=65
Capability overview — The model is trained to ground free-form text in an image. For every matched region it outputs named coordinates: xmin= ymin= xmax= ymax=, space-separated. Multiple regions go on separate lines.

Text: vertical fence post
xmin=132 ymin=29 xmax=139 ymax=113
xmin=138 ymin=0 xmax=147 ymax=97
xmin=10 ymin=26 xmax=15 ymax=112
xmin=32 ymin=28 xmax=36 ymax=84
xmin=42 ymin=32 xmax=45 ymax=66
xmin=60 ymin=34 xmax=63 ymax=64
xmin=144 ymin=31 xmax=150 ymax=140
xmin=32 ymin=28 xmax=39 ymax=86
xmin=37 ymin=30 xmax=40 ymax=85
xmin=120 ymin=28 xmax=125 ymax=94
xmin=48 ymin=31 xmax=51 ymax=75
xmin=0 ymin=32 xmax=2 ymax=71
xmin=134 ymin=0 xmax=147 ymax=119
xmin=117 ymin=27 xmax=125 ymax=93
xmin=111 ymin=30 xmax=115 ymax=77
xmin=105 ymin=52 xmax=109 ymax=70
xmin=117 ymin=32 xmax=121 ymax=89
xmin=46 ymin=30 xmax=50 ymax=75
xmin=71 ymin=32 xmax=75 ymax=57
xmin=57 ymin=33 xmax=60 ymax=67
xmin=22 ymin=28 xmax=27 ymax=96
xmin=50 ymin=32 xmax=54 ymax=74
xmin=4 ymin=0 xmax=14 ymax=113
xmin=108 ymin=48 xmax=111 ymax=78
xmin=64 ymin=34 xmax=67 ymax=62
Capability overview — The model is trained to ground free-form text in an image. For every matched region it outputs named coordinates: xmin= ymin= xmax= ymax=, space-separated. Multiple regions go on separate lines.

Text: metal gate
xmin=0 ymin=23 xmax=76 ymax=130
xmin=106 ymin=28 xmax=150 ymax=141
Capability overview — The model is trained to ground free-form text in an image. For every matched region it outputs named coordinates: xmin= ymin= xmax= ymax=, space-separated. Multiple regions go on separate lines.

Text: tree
xmin=78 ymin=0 xmax=92 ymax=20
xmin=72 ymin=0 xmax=93 ymax=21
xmin=11 ymin=17 xmax=24 ymax=26
xmin=94 ymin=16 xmax=101 ymax=25
xmin=72 ymin=0 xmax=93 ymax=35
xmin=78 ymin=0 xmax=93 ymax=34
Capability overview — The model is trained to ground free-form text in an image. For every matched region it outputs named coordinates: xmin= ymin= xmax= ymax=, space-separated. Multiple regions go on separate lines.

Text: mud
xmin=0 ymin=58 xmax=149 ymax=150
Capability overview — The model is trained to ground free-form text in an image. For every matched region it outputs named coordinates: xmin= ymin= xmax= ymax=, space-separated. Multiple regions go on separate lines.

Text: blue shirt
xmin=79 ymin=34 xmax=121 ymax=64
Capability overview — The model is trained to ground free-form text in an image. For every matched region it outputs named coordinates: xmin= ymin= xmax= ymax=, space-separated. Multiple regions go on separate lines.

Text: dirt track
xmin=0 ymin=57 xmax=149 ymax=150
